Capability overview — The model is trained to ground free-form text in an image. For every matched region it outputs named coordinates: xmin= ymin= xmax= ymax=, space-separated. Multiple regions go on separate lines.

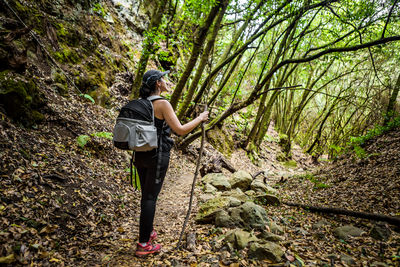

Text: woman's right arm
xmin=160 ymin=100 xmax=208 ymax=136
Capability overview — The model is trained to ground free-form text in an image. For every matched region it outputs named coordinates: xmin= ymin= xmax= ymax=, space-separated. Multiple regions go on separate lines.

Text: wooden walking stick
xmin=176 ymin=104 xmax=207 ymax=249
xmin=176 ymin=44 xmax=215 ymax=249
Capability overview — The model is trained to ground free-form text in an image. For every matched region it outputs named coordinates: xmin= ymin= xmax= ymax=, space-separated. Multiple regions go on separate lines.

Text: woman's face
xmin=157 ymin=78 xmax=168 ymax=93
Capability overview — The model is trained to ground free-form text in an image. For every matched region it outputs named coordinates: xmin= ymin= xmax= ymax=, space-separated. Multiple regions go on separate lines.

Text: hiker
xmin=134 ymin=69 xmax=209 ymax=257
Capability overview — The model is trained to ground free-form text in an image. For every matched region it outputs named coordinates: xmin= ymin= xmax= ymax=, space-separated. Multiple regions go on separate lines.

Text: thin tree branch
xmin=382 ymin=0 xmax=398 ymax=39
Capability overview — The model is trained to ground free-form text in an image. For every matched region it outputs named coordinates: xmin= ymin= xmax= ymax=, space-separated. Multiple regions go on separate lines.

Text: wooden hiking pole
xmin=177 ymin=45 xmax=214 ymax=249
xmin=176 ymin=104 xmax=207 ymax=249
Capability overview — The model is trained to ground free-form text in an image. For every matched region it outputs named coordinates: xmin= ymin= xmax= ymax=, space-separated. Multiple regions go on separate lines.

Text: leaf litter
xmin=0 ymin=77 xmax=399 ymax=266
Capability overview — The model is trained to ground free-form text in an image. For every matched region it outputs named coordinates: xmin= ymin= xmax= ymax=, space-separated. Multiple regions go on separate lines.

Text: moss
xmin=196 ymin=196 xmax=230 ymax=223
xmin=13 ymin=1 xmax=44 ymax=35
xmin=282 ymin=160 xmax=297 ymax=168
xmin=0 ymin=71 xmax=44 ymax=126
xmin=53 ymin=46 xmax=80 ymax=64
xmin=56 ymin=23 xmax=68 ymax=38
xmin=54 ymin=22 xmax=82 ymax=47
xmin=89 ymin=84 xmax=110 ymax=106
xmin=207 ymin=125 xmax=234 ymax=157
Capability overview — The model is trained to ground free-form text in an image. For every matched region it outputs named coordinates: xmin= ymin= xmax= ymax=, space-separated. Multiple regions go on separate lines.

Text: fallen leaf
xmin=0 ymin=254 xmax=15 ymax=264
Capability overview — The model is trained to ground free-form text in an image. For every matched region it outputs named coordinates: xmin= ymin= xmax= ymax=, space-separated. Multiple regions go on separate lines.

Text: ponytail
xmin=139 ymin=83 xmax=154 ymax=99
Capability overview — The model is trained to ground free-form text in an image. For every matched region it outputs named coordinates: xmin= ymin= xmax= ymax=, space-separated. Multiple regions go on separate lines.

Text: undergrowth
xmin=348 ymin=116 xmax=400 ymax=159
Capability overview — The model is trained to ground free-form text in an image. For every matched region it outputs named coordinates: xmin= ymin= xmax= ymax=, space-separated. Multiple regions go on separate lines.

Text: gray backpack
xmin=113 ymin=95 xmax=163 ymax=151
xmin=113 ymin=95 xmax=165 ymax=188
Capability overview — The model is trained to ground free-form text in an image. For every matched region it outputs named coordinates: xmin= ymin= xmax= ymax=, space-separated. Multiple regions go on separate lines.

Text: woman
xmin=134 ymin=69 xmax=209 ymax=257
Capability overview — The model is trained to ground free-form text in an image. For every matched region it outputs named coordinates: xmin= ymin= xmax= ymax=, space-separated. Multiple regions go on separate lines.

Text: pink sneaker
xmin=150 ymin=229 xmax=157 ymax=241
xmin=135 ymin=242 xmax=161 ymax=257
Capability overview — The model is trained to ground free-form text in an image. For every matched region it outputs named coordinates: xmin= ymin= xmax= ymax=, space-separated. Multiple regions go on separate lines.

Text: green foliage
xmin=91 ymin=131 xmax=113 ymax=140
xmin=297 ymin=173 xmax=330 ymax=190
xmin=349 ymin=115 xmax=400 ymax=158
xmin=180 ymin=0 xmax=217 ymax=23
xmin=77 ymin=132 xmax=113 ymax=148
xmin=76 ymin=135 xmax=90 ymax=148
xmin=329 ymin=144 xmax=344 ymax=155
xmin=92 ymin=3 xmax=106 ymax=18
xmin=80 ymin=94 xmax=95 ymax=103
xmin=125 ymin=167 xmax=140 ymax=190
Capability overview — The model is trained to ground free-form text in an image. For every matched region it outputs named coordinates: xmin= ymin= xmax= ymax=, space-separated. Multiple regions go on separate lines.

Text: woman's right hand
xmin=198 ymin=111 xmax=209 ymax=122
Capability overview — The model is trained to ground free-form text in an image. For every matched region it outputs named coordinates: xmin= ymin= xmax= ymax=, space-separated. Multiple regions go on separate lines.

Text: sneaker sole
xmin=135 ymin=250 xmax=161 ymax=257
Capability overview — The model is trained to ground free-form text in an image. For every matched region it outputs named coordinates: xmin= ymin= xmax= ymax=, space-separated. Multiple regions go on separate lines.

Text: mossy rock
xmin=53 ymin=22 xmax=83 ymax=47
xmin=0 ymin=71 xmax=44 ymax=126
xmin=89 ymin=84 xmax=111 ymax=106
xmin=53 ymin=45 xmax=81 ymax=64
xmin=195 ymin=196 xmax=230 ymax=224
xmin=206 ymin=125 xmax=234 ymax=157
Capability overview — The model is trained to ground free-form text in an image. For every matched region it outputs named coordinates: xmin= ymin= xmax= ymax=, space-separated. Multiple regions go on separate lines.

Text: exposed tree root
xmin=283 ymin=202 xmax=400 ymax=227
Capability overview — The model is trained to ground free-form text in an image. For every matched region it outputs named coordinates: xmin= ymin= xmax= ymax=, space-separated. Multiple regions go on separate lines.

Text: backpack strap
xmin=155 ymin=121 xmax=165 ymax=184
xmin=146 ymin=95 xmax=164 ymax=123
xmin=147 ymin=95 xmax=164 ymax=101
xmin=147 ymin=95 xmax=164 ymax=184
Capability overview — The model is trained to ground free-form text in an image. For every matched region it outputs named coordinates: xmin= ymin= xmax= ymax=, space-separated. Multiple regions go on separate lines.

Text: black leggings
xmin=134 ymin=150 xmax=170 ymax=243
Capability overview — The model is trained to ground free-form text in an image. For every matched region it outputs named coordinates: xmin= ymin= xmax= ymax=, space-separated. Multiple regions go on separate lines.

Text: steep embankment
xmin=282 ymin=127 xmax=400 ymax=216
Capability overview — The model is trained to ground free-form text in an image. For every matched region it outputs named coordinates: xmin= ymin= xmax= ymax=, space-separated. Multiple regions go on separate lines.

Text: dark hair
xmin=139 ymin=82 xmax=157 ymax=99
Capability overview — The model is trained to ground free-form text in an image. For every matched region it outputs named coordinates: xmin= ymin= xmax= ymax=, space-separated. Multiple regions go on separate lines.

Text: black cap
xmin=142 ymin=70 xmax=170 ymax=88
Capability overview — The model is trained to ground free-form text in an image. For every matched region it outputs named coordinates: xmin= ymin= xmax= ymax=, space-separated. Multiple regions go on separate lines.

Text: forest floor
xmin=1 ymin=84 xmax=399 ymax=267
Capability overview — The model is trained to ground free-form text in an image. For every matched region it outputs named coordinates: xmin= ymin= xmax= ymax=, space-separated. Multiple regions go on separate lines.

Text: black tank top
xmin=154 ymin=117 xmax=174 ymax=152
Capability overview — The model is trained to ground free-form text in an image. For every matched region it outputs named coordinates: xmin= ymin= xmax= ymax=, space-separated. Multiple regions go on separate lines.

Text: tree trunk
xmin=130 ymin=0 xmax=168 ymax=99
xmin=176 ymin=2 xmax=227 ymax=119
xmin=384 ymin=72 xmax=400 ymax=125
xmin=169 ymin=1 xmax=224 ymax=109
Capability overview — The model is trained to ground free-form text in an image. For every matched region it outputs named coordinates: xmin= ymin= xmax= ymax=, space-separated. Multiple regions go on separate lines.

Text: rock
xmin=326 ymin=254 xmax=338 ymax=262
xmin=267 ymin=221 xmax=284 ymax=235
xmin=228 ymin=197 xmax=241 ymax=207
xmin=250 ymin=180 xmax=277 ymax=194
xmin=228 ymin=206 xmax=244 ymax=226
xmin=235 ymin=230 xmax=257 ymax=249
xmin=195 ymin=196 xmax=230 ymax=223
xmin=215 ymin=210 xmax=234 ymax=228
xmin=265 ymin=185 xmax=278 ymax=195
xmin=312 ymin=220 xmax=331 ymax=230
xmin=259 ymin=231 xmax=284 ymax=242
xmin=198 ymin=193 xmax=216 ymax=203
xmin=334 ymin=225 xmax=365 ymax=240
xmin=370 ymin=223 xmax=391 ymax=241
xmin=250 ymin=180 xmax=269 ymax=193
xmin=340 ymin=254 xmax=356 ymax=266
xmin=204 ymin=183 xmax=217 ymax=194
xmin=254 ymin=193 xmax=281 ymax=206
xmin=230 ymin=170 xmax=253 ymax=191
xmin=248 ymin=242 xmax=285 ymax=262
xmin=203 ymin=173 xmax=231 ymax=191
xmin=224 ymin=229 xmax=258 ymax=249
xmin=240 ymin=202 xmax=270 ymax=230
xmin=222 ymin=188 xmax=249 ymax=202
xmin=244 ymin=190 xmax=256 ymax=196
